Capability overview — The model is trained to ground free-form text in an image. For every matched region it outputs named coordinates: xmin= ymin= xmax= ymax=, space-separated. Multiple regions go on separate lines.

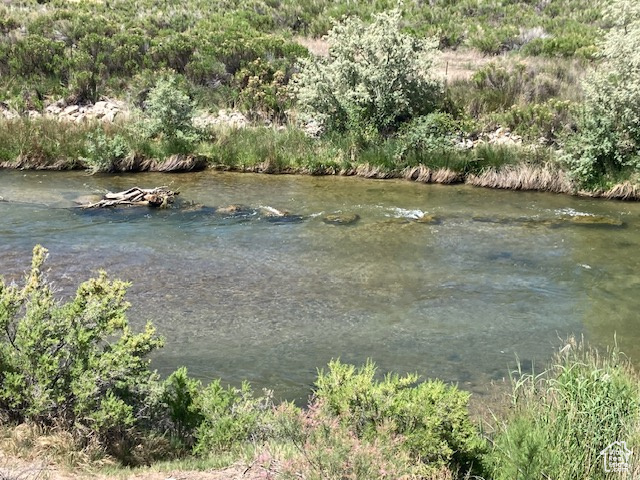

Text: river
xmin=1 ymin=170 xmax=639 ymax=403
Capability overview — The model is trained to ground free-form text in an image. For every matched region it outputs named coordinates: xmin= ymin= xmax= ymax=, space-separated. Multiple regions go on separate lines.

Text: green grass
xmin=486 ymin=337 xmax=640 ymax=479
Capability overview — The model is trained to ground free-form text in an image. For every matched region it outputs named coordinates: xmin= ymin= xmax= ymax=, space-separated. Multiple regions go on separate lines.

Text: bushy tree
xmin=143 ymin=75 xmax=197 ymax=142
xmin=0 ymin=246 xmax=164 ymax=443
xmin=563 ymin=0 xmax=640 ymax=186
xmin=293 ymin=9 xmax=442 ymax=139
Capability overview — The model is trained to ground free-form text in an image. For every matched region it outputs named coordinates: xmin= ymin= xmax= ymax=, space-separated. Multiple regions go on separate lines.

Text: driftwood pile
xmin=81 ymin=186 xmax=178 ymax=209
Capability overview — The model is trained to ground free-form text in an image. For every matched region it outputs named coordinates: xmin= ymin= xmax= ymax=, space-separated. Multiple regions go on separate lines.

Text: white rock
xmin=103 ymin=110 xmax=117 ymax=122
xmin=62 ymin=105 xmax=79 ymax=115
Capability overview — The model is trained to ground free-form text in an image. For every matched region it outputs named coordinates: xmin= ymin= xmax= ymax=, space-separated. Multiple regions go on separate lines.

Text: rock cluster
xmin=0 ymin=100 xmax=128 ymax=123
xmin=0 ymin=103 xmax=18 ymax=120
xmin=457 ymin=127 xmax=523 ymax=149
xmin=193 ymin=109 xmax=249 ymax=129
xmin=45 ymin=100 xmax=128 ymax=123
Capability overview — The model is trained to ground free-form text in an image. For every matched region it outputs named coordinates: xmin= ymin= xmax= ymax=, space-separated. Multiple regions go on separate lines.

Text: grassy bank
xmin=1 ymin=247 xmax=639 ymax=479
xmin=2 ymin=116 xmax=639 ymax=201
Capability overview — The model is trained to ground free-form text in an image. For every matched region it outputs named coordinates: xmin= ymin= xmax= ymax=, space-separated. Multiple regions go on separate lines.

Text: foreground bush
xmin=487 ymin=338 xmax=640 ymax=479
xmin=309 ymin=360 xmax=487 ymax=477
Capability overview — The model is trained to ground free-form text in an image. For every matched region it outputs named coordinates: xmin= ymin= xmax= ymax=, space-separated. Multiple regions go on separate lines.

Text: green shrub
xmin=0 ymin=246 xmax=164 ymax=445
xmin=185 ymin=54 xmax=228 ymax=87
xmin=468 ymin=25 xmax=519 ymax=54
xmin=313 ymin=359 xmax=486 ymax=476
xmin=192 ymin=15 xmax=306 ymax=76
xmin=394 ymin=112 xmax=462 ymax=163
xmin=293 ymin=9 xmax=442 ymax=139
xmin=162 ymin=367 xmax=204 ymax=448
xmin=83 ymin=129 xmax=130 ymax=173
xmin=148 ymin=33 xmax=195 ymax=72
xmin=143 ymin=75 xmax=199 ymax=145
xmin=487 ymin=338 xmax=640 ymax=479
xmin=194 ymin=380 xmax=274 ymax=454
xmin=9 ymin=35 xmax=65 ymax=77
xmin=492 ymin=99 xmax=574 ymax=143
xmin=563 ymin=0 xmax=640 ymax=187
xmin=235 ymin=58 xmax=292 ymax=121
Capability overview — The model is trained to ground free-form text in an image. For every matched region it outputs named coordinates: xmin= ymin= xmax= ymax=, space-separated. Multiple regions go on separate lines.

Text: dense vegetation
xmin=1 ymin=0 xmax=639 ymax=194
xmin=0 ymin=0 xmax=605 ymax=109
xmin=1 ymin=247 xmax=639 ymax=479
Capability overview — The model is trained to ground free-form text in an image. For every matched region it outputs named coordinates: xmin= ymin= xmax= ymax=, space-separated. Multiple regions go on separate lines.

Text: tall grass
xmin=0 ymin=118 xmax=90 ymax=168
xmin=487 ymin=337 xmax=640 ymax=480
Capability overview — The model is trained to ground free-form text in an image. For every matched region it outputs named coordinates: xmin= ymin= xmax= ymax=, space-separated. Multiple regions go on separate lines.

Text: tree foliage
xmin=563 ymin=0 xmax=640 ymax=186
xmin=293 ymin=9 xmax=442 ymax=138
xmin=143 ymin=75 xmax=197 ymax=142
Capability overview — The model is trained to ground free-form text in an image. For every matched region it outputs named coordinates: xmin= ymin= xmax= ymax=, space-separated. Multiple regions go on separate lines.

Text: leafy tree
xmin=563 ymin=0 xmax=640 ymax=186
xmin=293 ymin=9 xmax=442 ymax=139
xmin=143 ymin=75 xmax=197 ymax=143
xmin=0 ymin=246 xmax=164 ymax=443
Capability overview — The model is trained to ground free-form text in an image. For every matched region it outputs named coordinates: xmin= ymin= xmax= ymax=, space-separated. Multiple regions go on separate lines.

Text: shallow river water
xmin=1 ymin=170 xmax=639 ymax=402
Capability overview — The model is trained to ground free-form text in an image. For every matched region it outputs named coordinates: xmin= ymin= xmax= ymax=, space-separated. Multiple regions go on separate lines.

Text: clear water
xmin=1 ymin=170 xmax=639 ymax=403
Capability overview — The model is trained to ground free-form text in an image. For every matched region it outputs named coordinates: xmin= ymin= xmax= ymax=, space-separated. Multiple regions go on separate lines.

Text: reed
xmin=487 ymin=337 xmax=640 ymax=480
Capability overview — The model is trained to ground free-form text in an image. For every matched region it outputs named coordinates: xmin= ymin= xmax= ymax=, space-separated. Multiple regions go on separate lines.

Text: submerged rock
xmin=216 ymin=204 xmax=253 ymax=216
xmin=414 ymin=214 xmax=442 ymax=225
xmin=552 ymin=215 xmax=624 ymax=228
xmin=73 ymin=194 xmax=102 ymax=205
xmin=323 ymin=213 xmax=360 ymax=226
xmin=473 ymin=213 xmax=625 ymax=229
xmin=263 ymin=214 xmax=305 ymax=224
xmin=472 ymin=216 xmax=520 ymax=225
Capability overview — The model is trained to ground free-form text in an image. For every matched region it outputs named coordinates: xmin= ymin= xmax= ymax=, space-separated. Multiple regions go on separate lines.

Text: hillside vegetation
xmin=0 ymin=0 xmax=639 ymax=195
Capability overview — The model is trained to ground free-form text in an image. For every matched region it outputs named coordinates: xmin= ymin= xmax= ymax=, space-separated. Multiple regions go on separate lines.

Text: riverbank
xmin=1 ymin=117 xmax=638 ymax=201
xmin=0 ymin=339 xmax=637 ymax=480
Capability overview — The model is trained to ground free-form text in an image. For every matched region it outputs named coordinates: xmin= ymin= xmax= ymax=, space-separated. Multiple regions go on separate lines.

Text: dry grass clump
xmin=86 ymin=153 xmax=208 ymax=173
xmin=602 ymin=181 xmax=640 ymax=201
xmin=347 ymin=163 xmax=396 ymax=179
xmin=152 ymin=154 xmax=208 ymax=172
xmin=0 ymin=155 xmax=73 ymax=170
xmin=436 ymin=49 xmax=496 ymax=83
xmin=431 ymin=168 xmax=463 ymax=184
xmin=403 ymin=165 xmax=433 ymax=182
xmin=466 ymin=163 xmax=573 ymax=193
xmin=402 ymin=165 xmax=464 ymax=184
xmin=0 ymin=423 xmax=109 ymax=470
